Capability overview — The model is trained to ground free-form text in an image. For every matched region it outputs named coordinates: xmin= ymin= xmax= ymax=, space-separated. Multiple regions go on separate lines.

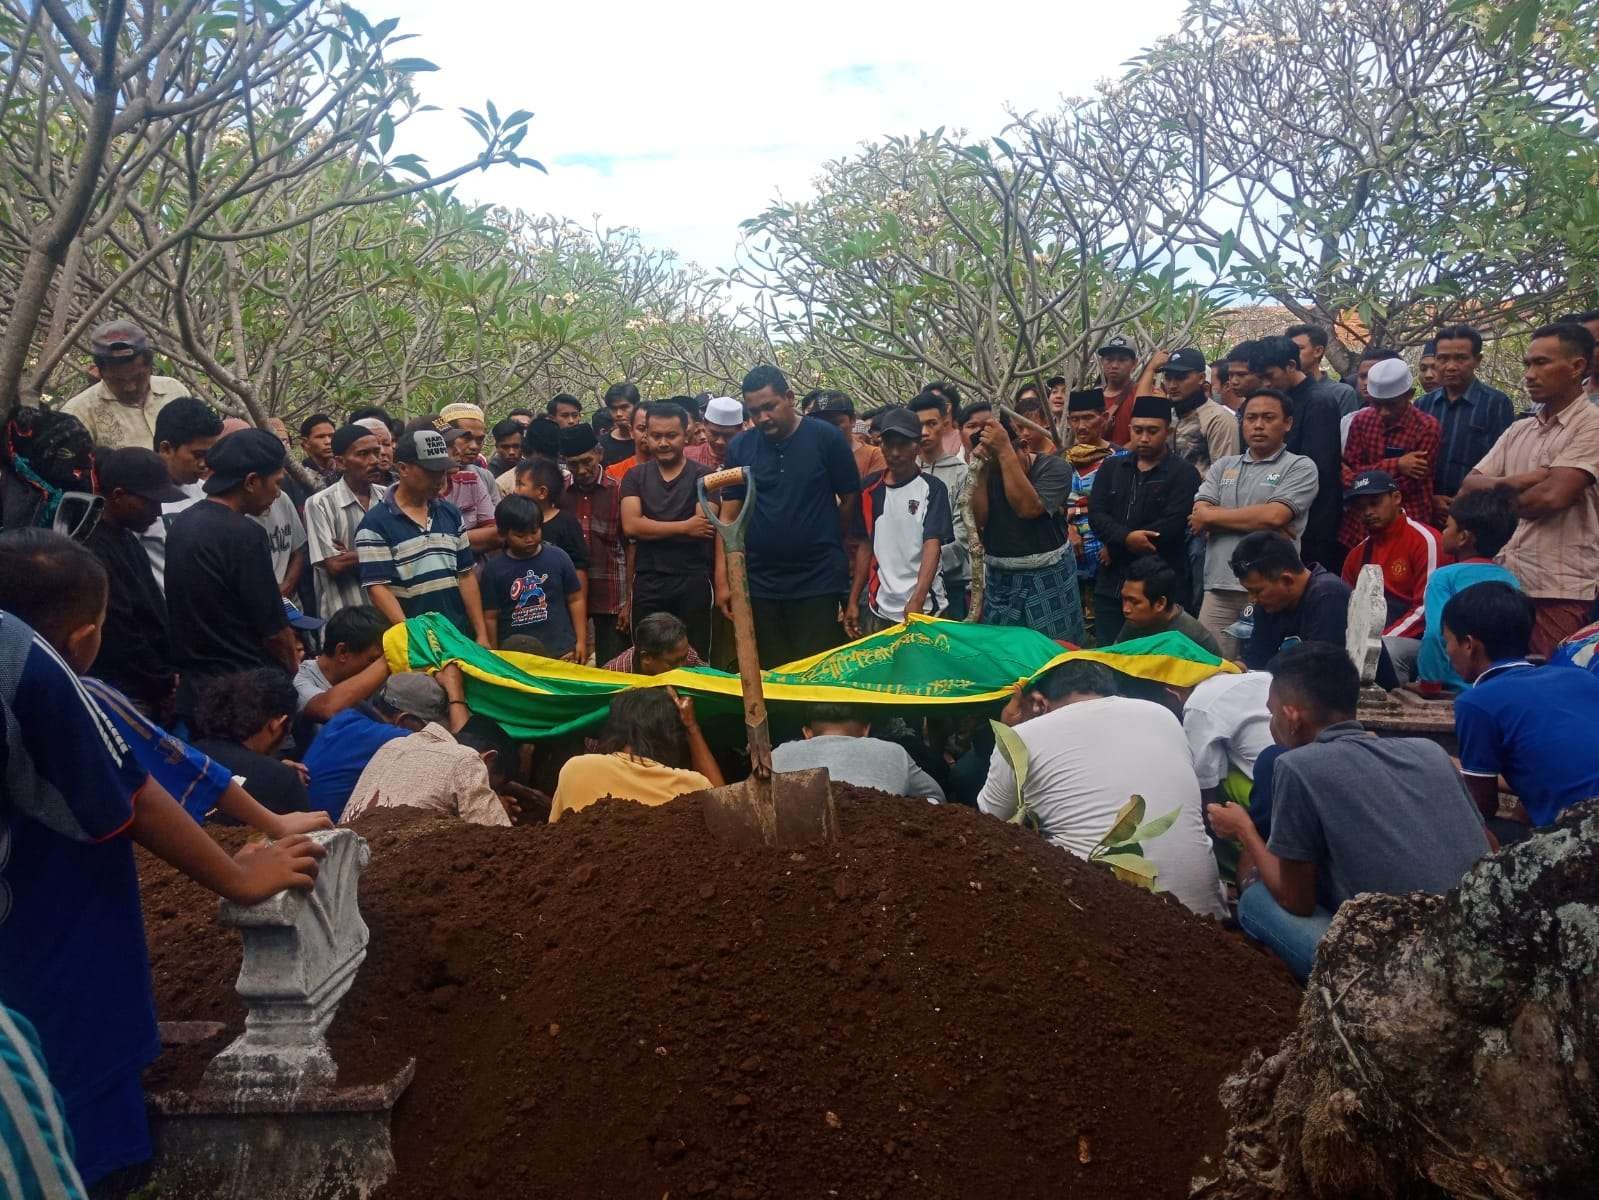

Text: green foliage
xmin=1087 ymin=795 xmax=1180 ymax=891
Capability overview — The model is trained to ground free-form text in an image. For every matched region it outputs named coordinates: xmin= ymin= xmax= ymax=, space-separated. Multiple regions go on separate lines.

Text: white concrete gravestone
xmin=1347 ymin=564 xmax=1392 ymax=701
xmin=203 ymin=827 xmax=371 ymax=1091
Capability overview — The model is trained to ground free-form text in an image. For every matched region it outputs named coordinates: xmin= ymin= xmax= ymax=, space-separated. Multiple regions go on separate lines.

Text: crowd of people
xmin=4 ymin=308 xmax=1599 ymax=1195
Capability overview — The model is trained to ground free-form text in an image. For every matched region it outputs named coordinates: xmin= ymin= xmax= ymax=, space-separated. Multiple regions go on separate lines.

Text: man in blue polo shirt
xmin=715 ymin=365 xmax=863 ymax=668
xmin=1444 ymin=581 xmax=1599 ymax=839
xmin=355 ymin=429 xmax=492 ymax=646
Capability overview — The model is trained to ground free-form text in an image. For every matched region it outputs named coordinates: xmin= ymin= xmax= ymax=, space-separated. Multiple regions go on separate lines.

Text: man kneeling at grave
xmin=977 ymin=660 xmax=1228 ymax=919
xmin=1206 ymin=643 xmax=1490 ymax=982
xmin=342 ymin=711 xmax=532 ymax=827
xmin=771 ymin=702 xmax=945 ymax=801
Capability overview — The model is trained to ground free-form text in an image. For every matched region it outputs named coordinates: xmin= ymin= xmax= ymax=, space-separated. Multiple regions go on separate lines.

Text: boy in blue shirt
xmin=1409 ymin=487 xmax=1521 ymax=691
xmin=0 ymin=530 xmax=325 ymax=1189
xmin=481 ymin=495 xmax=585 ymax=659
xmin=1445 ymin=580 xmax=1599 ymax=839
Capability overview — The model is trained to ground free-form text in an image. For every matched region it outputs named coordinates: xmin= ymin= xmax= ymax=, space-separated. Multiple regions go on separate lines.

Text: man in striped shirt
xmin=355 ymin=430 xmax=492 ymax=646
xmin=1339 ymin=470 xmax=1443 ymax=640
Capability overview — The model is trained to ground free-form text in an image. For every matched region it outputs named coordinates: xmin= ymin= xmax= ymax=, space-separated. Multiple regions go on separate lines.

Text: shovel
xmin=695 ymin=465 xmax=838 ymax=849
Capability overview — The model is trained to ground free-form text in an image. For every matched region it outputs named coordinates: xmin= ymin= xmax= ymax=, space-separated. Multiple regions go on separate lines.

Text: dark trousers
xmin=941 ymin=573 xmax=969 ymax=621
xmin=1093 ymin=588 xmax=1125 ymax=645
xmin=591 ymin=613 xmax=630 ymax=666
xmin=1300 ymin=537 xmax=1346 ymax=575
xmin=749 ymin=595 xmax=844 ymax=670
xmin=632 ymin=572 xmax=714 ymax=658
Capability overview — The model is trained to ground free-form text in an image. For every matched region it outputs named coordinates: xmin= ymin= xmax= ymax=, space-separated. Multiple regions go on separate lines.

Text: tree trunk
xmin=1194 ymin=800 xmax=1599 ymax=1200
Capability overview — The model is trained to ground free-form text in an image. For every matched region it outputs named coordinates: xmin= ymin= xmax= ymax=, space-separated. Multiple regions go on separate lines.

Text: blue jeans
xmin=1237 ymin=884 xmax=1333 ymax=982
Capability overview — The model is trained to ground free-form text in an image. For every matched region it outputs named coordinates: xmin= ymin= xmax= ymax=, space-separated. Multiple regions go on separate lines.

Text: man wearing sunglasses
xmin=61 ymin=320 xmax=190 ymax=451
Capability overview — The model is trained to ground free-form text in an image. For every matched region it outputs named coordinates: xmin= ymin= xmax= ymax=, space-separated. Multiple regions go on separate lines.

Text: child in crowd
xmin=0 ymin=529 xmax=323 ymax=1190
xmin=551 ymin=687 xmax=723 ymax=819
xmin=512 ymin=456 xmax=590 ymax=585
xmin=848 ymin=407 xmax=954 ymax=635
xmin=481 ymin=495 xmax=586 ymax=659
xmin=1406 ymin=487 xmax=1521 ymax=691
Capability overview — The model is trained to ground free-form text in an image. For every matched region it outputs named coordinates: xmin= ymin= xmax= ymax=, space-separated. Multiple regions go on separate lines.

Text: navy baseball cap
xmin=1345 ymin=469 xmax=1400 ymax=500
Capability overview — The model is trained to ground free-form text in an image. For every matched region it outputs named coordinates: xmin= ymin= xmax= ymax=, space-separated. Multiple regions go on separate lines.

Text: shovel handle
xmin=696 ymin=466 xmax=755 ymax=552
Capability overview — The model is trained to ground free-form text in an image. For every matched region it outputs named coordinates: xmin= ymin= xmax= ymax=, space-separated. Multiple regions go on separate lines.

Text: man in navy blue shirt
xmin=1444 ymin=581 xmax=1599 ymax=839
xmin=1416 ymin=324 xmax=1515 ymax=526
xmin=716 ymin=365 xmax=863 ymax=668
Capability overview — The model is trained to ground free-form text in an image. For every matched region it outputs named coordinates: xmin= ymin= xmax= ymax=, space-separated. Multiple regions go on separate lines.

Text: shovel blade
xmin=701 ymin=768 xmax=838 ymax=849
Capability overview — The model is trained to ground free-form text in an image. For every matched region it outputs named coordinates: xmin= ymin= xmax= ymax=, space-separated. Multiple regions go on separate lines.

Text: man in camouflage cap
xmin=61 ymin=319 xmax=193 ymax=450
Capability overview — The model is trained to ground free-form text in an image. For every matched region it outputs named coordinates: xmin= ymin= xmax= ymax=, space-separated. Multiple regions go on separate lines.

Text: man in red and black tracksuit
xmin=1340 ymin=469 xmax=1445 ymax=639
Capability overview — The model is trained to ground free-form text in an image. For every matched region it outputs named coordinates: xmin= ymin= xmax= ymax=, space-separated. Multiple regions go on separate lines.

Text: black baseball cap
xmin=1345 ymin=469 xmax=1400 ymax=500
xmin=813 ymin=393 xmax=855 ymax=417
xmin=99 ymin=447 xmax=184 ymax=504
xmin=201 ymin=428 xmax=286 ymax=494
xmin=1158 ymin=348 xmax=1207 ymax=375
xmin=875 ymin=407 xmax=921 ymax=441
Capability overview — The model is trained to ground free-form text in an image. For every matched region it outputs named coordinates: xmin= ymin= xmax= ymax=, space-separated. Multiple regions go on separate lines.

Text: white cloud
xmin=377 ymin=0 xmax=1187 ymax=271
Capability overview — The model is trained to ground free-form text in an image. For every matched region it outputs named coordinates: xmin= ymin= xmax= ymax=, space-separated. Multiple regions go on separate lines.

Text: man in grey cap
xmin=300 ymin=671 xmax=458 ymax=820
xmin=61 ymin=320 xmax=191 ymax=450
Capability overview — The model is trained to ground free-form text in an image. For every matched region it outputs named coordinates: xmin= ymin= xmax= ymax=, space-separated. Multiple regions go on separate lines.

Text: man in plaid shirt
xmin=559 ymin=423 xmax=630 ymax=664
xmin=1340 ymin=358 xmax=1441 ymax=549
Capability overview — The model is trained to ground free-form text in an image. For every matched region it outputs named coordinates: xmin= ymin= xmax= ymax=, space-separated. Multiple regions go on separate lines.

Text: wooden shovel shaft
xmin=721 ymin=541 xmax=773 ymax=780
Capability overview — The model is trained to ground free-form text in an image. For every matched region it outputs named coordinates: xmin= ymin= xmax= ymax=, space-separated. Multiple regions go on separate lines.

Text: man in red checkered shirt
xmin=559 ymin=423 xmax=630 ymax=665
xmin=1341 ymin=469 xmax=1445 ymax=638
xmin=1340 ymin=357 xmax=1442 ymax=551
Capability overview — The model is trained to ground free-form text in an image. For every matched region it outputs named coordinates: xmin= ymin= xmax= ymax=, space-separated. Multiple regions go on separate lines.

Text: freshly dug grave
xmin=142 ymin=788 xmax=1301 ymax=1199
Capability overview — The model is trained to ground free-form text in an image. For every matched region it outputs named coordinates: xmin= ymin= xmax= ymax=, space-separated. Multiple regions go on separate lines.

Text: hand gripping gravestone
xmin=150 ymin=828 xmax=414 ymax=1200
xmin=204 ymin=827 xmax=372 ymax=1090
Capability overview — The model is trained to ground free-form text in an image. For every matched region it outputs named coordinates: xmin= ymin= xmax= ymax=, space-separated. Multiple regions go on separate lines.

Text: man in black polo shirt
xmin=1087 ymin=396 xmax=1202 ymax=644
xmin=1227 ymin=531 xmax=1352 ymax=670
xmin=165 ymin=428 xmax=298 ymax=720
xmin=620 ymin=401 xmax=715 ymax=658
xmin=86 ymin=447 xmax=185 ymax=718
xmin=716 ymin=365 xmax=862 ymax=668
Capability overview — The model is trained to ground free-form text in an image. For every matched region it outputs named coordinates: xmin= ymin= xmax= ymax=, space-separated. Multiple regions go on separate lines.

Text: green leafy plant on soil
xmin=989 ymin=721 xmax=1177 ymax=891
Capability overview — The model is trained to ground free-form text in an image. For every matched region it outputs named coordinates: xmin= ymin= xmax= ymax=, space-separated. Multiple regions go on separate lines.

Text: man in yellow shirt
xmin=60 ymin=321 xmax=191 ymax=450
xmin=550 ymin=688 xmax=722 ymax=820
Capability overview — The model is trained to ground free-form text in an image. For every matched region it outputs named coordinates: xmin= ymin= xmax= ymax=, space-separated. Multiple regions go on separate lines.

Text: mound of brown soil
xmin=142 ymin=787 xmax=1301 ymax=1199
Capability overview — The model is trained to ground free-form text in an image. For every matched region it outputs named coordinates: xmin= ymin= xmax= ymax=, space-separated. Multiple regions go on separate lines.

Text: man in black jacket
xmin=1088 ymin=396 xmax=1201 ymax=644
xmin=1248 ymin=335 xmax=1345 ymax=573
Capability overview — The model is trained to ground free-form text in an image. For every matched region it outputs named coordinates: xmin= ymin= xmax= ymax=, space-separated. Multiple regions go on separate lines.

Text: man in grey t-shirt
xmin=771 ymin=703 xmax=944 ymax=802
xmin=1189 ymin=389 xmax=1320 ymax=658
xmin=1207 ymin=643 xmax=1488 ymax=981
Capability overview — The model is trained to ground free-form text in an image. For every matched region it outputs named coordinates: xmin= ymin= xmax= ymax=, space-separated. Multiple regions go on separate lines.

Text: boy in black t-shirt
xmin=513 ymin=457 xmax=590 ymax=580
xmin=481 ymin=495 xmax=585 ymax=659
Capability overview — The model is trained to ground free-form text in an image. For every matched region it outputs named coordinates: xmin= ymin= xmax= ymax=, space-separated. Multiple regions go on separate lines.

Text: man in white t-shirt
xmin=977 ymin=660 xmax=1228 ymax=918
xmin=1182 ymin=670 xmax=1273 ymax=809
xmin=847 ymin=407 xmax=956 ymax=634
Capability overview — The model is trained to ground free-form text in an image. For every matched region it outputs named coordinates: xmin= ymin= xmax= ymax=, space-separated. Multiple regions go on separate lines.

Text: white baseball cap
xmin=703 ymin=396 xmax=744 ymax=427
xmin=1367 ymin=358 xmax=1413 ymax=400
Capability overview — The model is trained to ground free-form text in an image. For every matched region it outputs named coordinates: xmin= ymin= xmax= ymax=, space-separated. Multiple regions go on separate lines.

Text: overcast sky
xmin=378 ymin=0 xmax=1187 ymax=272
